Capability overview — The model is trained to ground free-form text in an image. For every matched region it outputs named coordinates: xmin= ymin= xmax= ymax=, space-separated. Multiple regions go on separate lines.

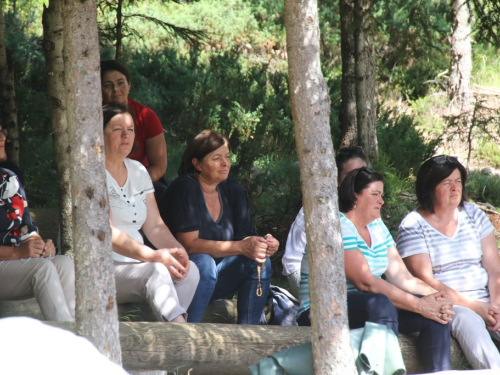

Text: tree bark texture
xmin=0 ymin=1 xmax=19 ymax=165
xmin=354 ymin=0 xmax=378 ymax=163
xmin=339 ymin=0 xmax=358 ymax=148
xmin=449 ymin=0 xmax=473 ymax=111
xmin=42 ymin=0 xmax=73 ymax=256
xmin=62 ymin=0 xmax=121 ymax=364
xmin=284 ymin=1 xmax=356 ymax=374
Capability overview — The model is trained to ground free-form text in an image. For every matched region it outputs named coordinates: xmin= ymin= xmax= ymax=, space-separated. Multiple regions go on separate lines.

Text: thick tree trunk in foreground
xmin=449 ymin=0 xmax=473 ymax=110
xmin=354 ymin=0 xmax=378 ymax=163
xmin=62 ymin=0 xmax=121 ymax=364
xmin=339 ymin=0 xmax=358 ymax=148
xmin=0 ymin=1 xmax=19 ymax=165
xmin=284 ymin=0 xmax=356 ymax=374
xmin=42 ymin=0 xmax=73 ymax=256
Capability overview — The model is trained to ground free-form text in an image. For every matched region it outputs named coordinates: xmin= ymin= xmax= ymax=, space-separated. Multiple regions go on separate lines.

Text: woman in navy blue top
xmin=162 ymin=130 xmax=279 ymax=323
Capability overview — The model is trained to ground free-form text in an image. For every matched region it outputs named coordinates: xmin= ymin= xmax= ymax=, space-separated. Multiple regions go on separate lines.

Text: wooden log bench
xmin=0 ymin=209 xmax=473 ymax=372
xmin=43 ymin=321 xmax=470 ymax=375
xmin=0 ymin=296 xmax=472 ymax=373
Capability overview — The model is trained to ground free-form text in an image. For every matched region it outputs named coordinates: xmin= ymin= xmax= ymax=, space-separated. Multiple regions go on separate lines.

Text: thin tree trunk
xmin=354 ymin=0 xmax=378 ymax=163
xmin=115 ymin=0 xmax=123 ymax=61
xmin=448 ymin=0 xmax=473 ymax=111
xmin=339 ymin=0 xmax=358 ymax=148
xmin=42 ymin=0 xmax=73 ymax=256
xmin=284 ymin=0 xmax=356 ymax=374
xmin=0 ymin=1 xmax=19 ymax=165
xmin=62 ymin=0 xmax=121 ymax=364
xmin=0 ymin=1 xmax=7 ymax=138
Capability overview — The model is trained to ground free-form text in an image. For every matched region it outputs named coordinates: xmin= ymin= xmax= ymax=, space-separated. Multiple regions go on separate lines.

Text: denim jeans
xmin=298 ymin=291 xmax=451 ymax=373
xmin=186 ymin=254 xmax=271 ymax=324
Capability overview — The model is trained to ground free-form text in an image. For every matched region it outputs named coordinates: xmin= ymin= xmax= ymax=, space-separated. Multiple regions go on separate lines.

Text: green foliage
xmin=19 ymin=136 xmax=58 ymax=208
xmin=372 ymin=154 xmax=416 ymax=236
xmin=244 ymin=154 xmax=302 ymax=255
xmin=408 ymin=91 xmax=448 ymax=137
xmin=377 ymin=110 xmax=440 ymax=175
xmin=472 ymin=44 xmax=500 ymax=87
xmin=473 ymin=140 xmax=500 ymax=168
xmin=375 ymin=0 xmax=450 ymax=99
xmin=471 ymin=0 xmax=500 ymax=47
xmin=467 ymin=171 xmax=500 ymax=208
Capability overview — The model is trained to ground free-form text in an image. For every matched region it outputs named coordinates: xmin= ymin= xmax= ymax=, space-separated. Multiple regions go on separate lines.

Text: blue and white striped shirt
xmin=397 ymin=202 xmax=494 ymax=302
xmin=296 ymin=215 xmax=394 ymax=318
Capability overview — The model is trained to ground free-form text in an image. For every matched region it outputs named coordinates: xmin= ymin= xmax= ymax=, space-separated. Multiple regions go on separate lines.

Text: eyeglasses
xmin=431 ymin=155 xmax=458 ymax=164
xmin=0 ymin=129 xmax=7 ymax=137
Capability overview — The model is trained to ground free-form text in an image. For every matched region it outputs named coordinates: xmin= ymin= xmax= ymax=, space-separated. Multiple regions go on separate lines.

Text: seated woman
xmin=0 ymin=125 xmax=74 ymax=321
xmin=100 ymin=60 xmax=168 ymax=195
xmin=103 ymin=104 xmax=199 ymax=323
xmin=282 ymin=146 xmax=367 ymax=297
xmin=161 ymin=130 xmax=279 ymax=324
xmin=296 ymin=167 xmax=454 ymax=373
xmin=397 ymin=156 xmax=500 ymax=369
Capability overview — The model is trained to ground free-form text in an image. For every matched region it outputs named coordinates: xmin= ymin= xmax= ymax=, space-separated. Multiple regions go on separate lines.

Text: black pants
xmin=297 ymin=291 xmax=451 ymax=373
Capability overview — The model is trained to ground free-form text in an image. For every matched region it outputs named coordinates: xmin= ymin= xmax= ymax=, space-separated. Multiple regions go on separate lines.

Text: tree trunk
xmin=42 ymin=0 xmax=73 ymax=256
xmin=354 ymin=0 xmax=378 ymax=163
xmin=449 ymin=0 xmax=473 ymax=111
xmin=62 ymin=0 xmax=121 ymax=364
xmin=339 ymin=0 xmax=358 ymax=148
xmin=0 ymin=1 xmax=19 ymax=165
xmin=115 ymin=0 xmax=123 ymax=61
xmin=0 ymin=0 xmax=7 ymax=131
xmin=284 ymin=1 xmax=356 ymax=374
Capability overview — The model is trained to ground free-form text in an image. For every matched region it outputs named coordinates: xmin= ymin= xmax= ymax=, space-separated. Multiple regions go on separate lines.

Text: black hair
xmin=178 ymin=129 xmax=230 ymax=177
xmin=339 ymin=167 xmax=384 ymax=213
xmin=416 ymin=155 xmax=467 ymax=214
xmin=335 ymin=146 xmax=367 ymax=182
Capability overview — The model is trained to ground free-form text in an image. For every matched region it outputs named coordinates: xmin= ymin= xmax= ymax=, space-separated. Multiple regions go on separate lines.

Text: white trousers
xmin=0 ymin=255 xmax=75 ymax=321
xmin=451 ymin=305 xmax=500 ymax=369
xmin=114 ymin=261 xmax=199 ymax=322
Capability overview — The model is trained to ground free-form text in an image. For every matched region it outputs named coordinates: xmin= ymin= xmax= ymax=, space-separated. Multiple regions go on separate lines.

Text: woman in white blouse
xmin=397 ymin=155 xmax=500 ymax=369
xmin=103 ymin=103 xmax=199 ymax=323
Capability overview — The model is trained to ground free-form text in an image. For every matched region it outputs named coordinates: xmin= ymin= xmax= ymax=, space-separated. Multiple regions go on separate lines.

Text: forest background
xmin=3 ymin=0 xmax=500 ymax=287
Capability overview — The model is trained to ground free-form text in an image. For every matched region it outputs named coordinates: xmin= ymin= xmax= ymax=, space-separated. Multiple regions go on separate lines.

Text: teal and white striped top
xmin=296 ymin=214 xmax=395 ymax=319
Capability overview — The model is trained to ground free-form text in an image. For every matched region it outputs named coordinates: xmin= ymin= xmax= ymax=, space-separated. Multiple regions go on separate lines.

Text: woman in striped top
xmin=297 ymin=167 xmax=454 ymax=373
xmin=397 ymin=156 xmax=500 ymax=369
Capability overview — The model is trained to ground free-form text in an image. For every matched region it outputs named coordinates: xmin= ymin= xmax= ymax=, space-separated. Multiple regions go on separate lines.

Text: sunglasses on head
xmin=353 ymin=166 xmax=374 ymax=179
xmin=431 ymin=155 xmax=458 ymax=165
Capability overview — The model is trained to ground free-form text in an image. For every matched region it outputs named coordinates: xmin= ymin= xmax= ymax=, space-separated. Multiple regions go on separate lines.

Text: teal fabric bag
xmin=248 ymin=322 xmax=406 ymax=375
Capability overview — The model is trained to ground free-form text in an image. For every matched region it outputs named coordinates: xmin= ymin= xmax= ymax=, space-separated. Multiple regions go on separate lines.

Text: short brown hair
xmin=102 ymin=103 xmax=139 ymax=156
xmin=100 ymin=60 xmax=131 ymax=83
xmin=178 ymin=130 xmax=229 ymax=176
